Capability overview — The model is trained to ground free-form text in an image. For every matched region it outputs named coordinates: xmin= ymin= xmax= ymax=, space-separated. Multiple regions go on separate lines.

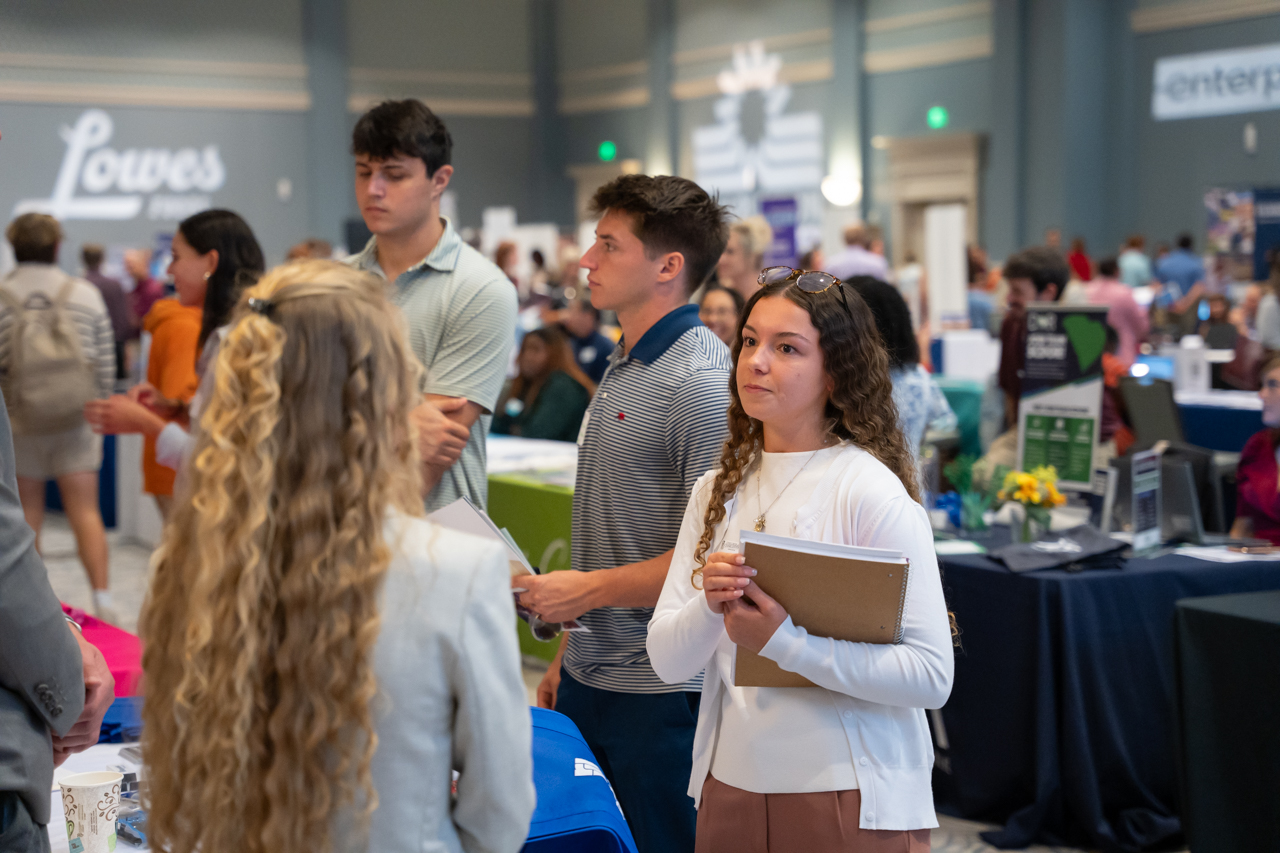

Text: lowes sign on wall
xmin=1153 ymin=42 xmax=1280 ymax=120
xmin=13 ymin=109 xmax=224 ymax=221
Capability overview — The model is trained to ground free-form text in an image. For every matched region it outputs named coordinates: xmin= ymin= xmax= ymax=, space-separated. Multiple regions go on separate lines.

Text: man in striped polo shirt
xmin=347 ymin=100 xmax=517 ymax=512
xmin=517 ymin=175 xmax=731 ymax=852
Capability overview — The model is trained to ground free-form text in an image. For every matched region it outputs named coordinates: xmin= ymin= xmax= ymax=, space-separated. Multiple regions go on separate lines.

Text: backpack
xmin=0 ymin=277 xmax=98 ymax=435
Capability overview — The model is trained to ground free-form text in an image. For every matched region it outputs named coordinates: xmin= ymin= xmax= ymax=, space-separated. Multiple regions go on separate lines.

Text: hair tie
xmin=247 ymin=297 xmax=275 ymax=316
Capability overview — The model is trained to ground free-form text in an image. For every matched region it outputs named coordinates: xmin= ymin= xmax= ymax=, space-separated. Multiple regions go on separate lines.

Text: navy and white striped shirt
xmin=564 ymin=304 xmax=731 ymax=694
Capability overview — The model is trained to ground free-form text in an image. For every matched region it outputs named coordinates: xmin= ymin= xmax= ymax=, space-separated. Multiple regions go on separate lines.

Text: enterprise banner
xmin=1152 ymin=42 xmax=1280 ymax=121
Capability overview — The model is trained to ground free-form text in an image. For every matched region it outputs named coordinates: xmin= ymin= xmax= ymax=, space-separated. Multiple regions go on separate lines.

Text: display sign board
xmin=1016 ymin=305 xmax=1108 ymax=490
xmin=1254 ymin=187 xmax=1280 ymax=281
xmin=1152 ymin=42 xmax=1280 ymax=121
xmin=761 ymin=197 xmax=797 ymax=267
xmin=1132 ymin=450 xmax=1162 ymax=553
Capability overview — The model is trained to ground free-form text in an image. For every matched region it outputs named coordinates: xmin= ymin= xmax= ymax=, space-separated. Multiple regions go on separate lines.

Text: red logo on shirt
xmin=617 ymin=412 xmax=625 ymax=420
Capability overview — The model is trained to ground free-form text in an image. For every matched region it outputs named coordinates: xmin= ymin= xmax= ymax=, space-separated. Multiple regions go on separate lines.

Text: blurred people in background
xmin=1067 ymin=237 xmax=1093 ymax=281
xmin=561 ymin=297 xmax=614 ymax=384
xmin=799 ymin=246 xmax=823 ymax=272
xmin=849 ymin=276 xmax=956 ymax=455
xmin=826 ymin=222 xmax=890 ymax=281
xmin=895 ymin=249 xmax=924 ymax=331
xmin=1044 ymin=228 xmax=1063 ymax=253
xmin=1154 ymin=233 xmax=1206 ymax=312
xmin=492 ymin=326 xmax=594 ymax=443
xmin=124 ymin=248 xmax=164 ymax=323
xmin=82 ymin=243 xmax=136 ymax=380
xmin=1256 ymin=257 xmax=1280 ymax=351
xmin=1229 ymin=352 xmax=1280 ymax=544
xmin=1118 ymin=234 xmax=1152 ymax=288
xmin=716 ymin=216 xmax=773 ymax=302
xmin=697 ymin=283 xmax=744 ymax=347
xmin=999 ymin=247 xmax=1070 ymax=428
xmin=529 ymin=248 xmax=552 ymax=300
xmin=495 ymin=240 xmax=519 ymax=287
xmin=1085 ymin=257 xmax=1149 ymax=366
xmin=967 ymin=244 xmax=994 ymax=334
xmin=2 ymin=214 xmax=116 ymax=621
xmin=285 ymin=237 xmax=333 ymax=261
xmin=85 ymin=211 xmax=265 ymax=489
xmin=1232 ymin=283 xmax=1262 ymax=337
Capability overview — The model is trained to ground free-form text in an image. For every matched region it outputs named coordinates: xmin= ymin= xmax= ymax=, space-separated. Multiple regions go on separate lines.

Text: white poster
xmin=924 ymin=203 xmax=967 ymax=332
xmin=1152 ymin=42 xmax=1280 ymax=120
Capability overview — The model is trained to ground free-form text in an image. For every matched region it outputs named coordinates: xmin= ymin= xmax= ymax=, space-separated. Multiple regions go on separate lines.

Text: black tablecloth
xmin=1173 ymin=590 xmax=1280 ymax=853
xmin=935 ymin=531 xmax=1280 ymax=851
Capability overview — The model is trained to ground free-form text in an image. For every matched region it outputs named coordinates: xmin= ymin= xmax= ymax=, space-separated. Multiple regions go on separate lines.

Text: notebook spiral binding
xmin=893 ymin=559 xmax=911 ymax=644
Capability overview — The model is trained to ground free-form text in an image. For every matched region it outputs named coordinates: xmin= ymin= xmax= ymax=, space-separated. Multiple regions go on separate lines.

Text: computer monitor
xmin=1119 ymin=378 xmax=1185 ymax=449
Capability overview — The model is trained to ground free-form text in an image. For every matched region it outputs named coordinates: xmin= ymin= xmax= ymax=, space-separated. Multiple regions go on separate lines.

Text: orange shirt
xmin=141 ymin=299 xmax=201 ymax=496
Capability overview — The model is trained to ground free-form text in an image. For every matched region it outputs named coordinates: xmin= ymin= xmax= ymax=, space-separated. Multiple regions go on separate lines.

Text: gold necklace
xmin=754 ymin=448 xmax=824 ymax=532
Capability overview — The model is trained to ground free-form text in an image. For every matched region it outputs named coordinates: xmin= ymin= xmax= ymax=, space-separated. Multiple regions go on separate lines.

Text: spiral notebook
xmin=734 ymin=531 xmax=911 ymax=688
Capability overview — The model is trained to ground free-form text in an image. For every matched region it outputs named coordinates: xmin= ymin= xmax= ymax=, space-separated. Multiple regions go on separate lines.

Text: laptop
xmin=1162 ymin=460 xmax=1264 ymax=547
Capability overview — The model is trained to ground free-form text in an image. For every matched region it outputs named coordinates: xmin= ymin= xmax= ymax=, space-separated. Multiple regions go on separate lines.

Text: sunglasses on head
xmin=757 ymin=266 xmax=854 ymax=319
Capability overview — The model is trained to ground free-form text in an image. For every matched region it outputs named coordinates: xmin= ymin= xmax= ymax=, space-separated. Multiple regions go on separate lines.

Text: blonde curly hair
xmin=139 ymin=260 xmax=424 ymax=853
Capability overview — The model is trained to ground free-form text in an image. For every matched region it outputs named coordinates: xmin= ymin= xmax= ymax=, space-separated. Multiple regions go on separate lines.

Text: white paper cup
xmin=58 ymin=771 xmax=123 ymax=853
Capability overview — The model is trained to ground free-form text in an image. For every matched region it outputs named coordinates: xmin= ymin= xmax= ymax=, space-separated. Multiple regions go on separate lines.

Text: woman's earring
xmin=203 ymin=272 xmax=211 ymax=281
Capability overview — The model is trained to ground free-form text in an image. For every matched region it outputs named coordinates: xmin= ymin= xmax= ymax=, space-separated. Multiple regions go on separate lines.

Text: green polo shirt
xmin=349 ymin=218 xmax=517 ymax=511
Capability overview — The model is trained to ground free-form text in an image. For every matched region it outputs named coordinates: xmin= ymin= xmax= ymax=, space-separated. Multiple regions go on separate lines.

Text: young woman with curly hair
xmin=648 ymin=269 xmax=954 ymax=852
xmin=139 ymin=260 xmax=534 ymax=853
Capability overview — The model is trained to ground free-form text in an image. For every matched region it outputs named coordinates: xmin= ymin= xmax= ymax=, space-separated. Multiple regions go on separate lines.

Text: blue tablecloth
xmin=936 ymin=534 xmax=1280 ymax=851
xmin=1177 ymin=403 xmax=1262 ymax=453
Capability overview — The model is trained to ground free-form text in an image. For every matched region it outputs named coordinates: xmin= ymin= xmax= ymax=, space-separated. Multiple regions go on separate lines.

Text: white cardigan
xmin=647 ymin=444 xmax=954 ymax=831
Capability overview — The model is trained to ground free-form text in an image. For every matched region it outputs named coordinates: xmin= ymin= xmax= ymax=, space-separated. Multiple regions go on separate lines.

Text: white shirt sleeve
xmin=758 ymin=494 xmax=955 ymax=709
xmin=154 ymin=421 xmax=191 ymax=472
xmin=648 ymin=473 xmax=728 ymax=685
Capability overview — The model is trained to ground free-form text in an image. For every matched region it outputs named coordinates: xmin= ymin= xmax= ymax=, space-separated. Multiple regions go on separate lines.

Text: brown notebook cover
xmin=734 ymin=540 xmax=910 ymax=688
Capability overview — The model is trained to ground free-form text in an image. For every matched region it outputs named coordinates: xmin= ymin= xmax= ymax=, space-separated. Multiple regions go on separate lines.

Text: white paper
xmin=740 ymin=530 xmax=905 ymax=563
xmin=932 ymin=540 xmax=987 ymax=556
xmin=427 ymin=497 xmax=534 ymax=575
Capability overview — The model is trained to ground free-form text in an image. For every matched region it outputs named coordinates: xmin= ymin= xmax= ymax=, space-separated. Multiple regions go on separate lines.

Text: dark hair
xmin=6 ymin=213 xmax=61 ymax=264
xmin=699 ymin=283 xmax=745 ymax=316
xmin=1004 ymin=246 xmax=1070 ymax=300
xmin=589 ymin=174 xmax=729 ymax=294
xmin=1097 ymin=257 xmax=1119 ymax=278
xmin=847 ymin=276 xmax=919 ymax=369
xmin=499 ymin=326 xmax=596 ymax=421
xmin=351 ymin=99 xmax=452 ymax=177
xmin=1070 ymin=237 xmax=1086 ymax=254
xmin=1126 ymin=234 xmax=1145 ymax=250
xmin=178 ymin=209 xmax=266 ymax=351
xmin=82 ymin=243 xmax=105 ymax=270
xmin=1177 ymin=232 xmax=1194 ymax=251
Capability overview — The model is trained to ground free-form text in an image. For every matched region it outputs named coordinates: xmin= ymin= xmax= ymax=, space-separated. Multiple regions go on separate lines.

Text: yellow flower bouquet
xmin=998 ymin=466 xmax=1067 ymax=542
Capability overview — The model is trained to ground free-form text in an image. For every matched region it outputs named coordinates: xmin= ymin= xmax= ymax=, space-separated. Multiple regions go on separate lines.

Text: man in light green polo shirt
xmin=347 ymin=99 xmax=517 ymax=512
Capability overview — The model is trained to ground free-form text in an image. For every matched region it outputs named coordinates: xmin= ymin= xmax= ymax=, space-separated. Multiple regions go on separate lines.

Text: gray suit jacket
xmin=0 ymin=388 xmax=84 ymax=826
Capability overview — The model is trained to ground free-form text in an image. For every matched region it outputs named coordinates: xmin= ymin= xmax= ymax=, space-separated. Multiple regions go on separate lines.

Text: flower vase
xmin=1015 ymin=506 xmax=1049 ymax=543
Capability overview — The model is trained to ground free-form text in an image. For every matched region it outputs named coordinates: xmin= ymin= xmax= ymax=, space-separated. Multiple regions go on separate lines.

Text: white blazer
xmin=647 ymin=445 xmax=954 ymax=832
xmin=337 ymin=512 xmax=536 ymax=853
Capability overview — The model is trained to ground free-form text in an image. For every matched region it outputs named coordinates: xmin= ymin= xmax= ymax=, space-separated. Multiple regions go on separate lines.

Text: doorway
xmin=883 ymin=133 xmax=983 ymax=267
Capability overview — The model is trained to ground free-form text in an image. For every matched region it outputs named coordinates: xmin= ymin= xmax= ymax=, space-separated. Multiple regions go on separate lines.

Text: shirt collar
xmin=352 ymin=216 xmax=463 ymax=279
xmin=616 ymin=304 xmax=703 ymax=365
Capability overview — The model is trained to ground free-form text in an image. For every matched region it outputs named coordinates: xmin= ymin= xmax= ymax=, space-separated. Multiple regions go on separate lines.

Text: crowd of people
xmin=0 ymin=92 xmax=1272 ymax=853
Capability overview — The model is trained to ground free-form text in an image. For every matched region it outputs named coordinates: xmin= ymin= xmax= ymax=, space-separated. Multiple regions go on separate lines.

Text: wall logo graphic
xmin=13 ymin=110 xmax=225 ymax=221
xmin=691 ymin=41 xmax=823 ymax=200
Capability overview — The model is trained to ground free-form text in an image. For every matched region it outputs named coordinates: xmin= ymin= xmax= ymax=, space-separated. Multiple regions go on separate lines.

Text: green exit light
xmin=598 ymin=140 xmax=618 ymax=162
xmin=927 ymin=106 xmax=949 ymax=129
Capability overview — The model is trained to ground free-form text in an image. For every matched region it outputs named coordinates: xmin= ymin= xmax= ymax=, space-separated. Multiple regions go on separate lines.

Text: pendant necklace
xmin=754 ymin=446 xmax=826 ymax=533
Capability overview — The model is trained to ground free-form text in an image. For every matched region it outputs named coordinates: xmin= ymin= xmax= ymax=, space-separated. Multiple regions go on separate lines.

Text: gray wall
xmin=4 ymin=0 xmax=1280 ymax=269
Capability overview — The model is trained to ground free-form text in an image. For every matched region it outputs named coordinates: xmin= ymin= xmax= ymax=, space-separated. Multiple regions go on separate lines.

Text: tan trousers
xmin=695 ymin=774 xmax=931 ymax=853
